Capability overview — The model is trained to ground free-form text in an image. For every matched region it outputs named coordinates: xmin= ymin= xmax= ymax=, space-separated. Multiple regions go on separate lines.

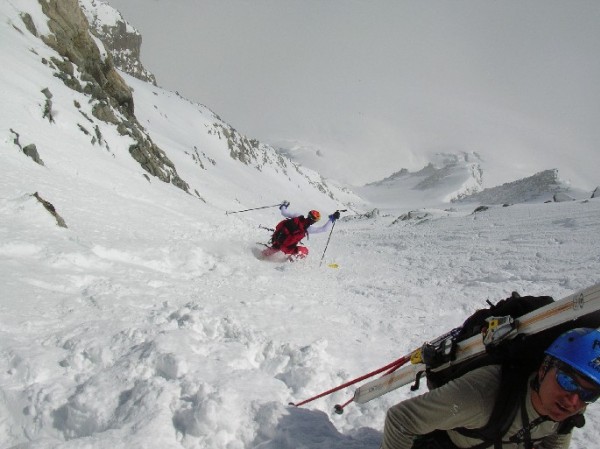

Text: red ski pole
xmin=290 ymin=355 xmax=411 ymax=410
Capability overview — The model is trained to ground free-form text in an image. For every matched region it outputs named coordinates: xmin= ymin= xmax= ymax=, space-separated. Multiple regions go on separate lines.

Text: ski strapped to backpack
xmin=353 ymin=282 xmax=600 ymax=405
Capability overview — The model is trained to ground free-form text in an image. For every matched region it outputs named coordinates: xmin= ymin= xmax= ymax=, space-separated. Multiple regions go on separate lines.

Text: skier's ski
xmin=252 ymin=245 xmax=288 ymax=263
xmin=353 ymin=283 xmax=600 ymax=404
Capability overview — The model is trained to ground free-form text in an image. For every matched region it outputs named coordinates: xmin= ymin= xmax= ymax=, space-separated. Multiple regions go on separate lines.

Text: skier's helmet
xmin=308 ymin=210 xmax=321 ymax=222
xmin=545 ymin=328 xmax=600 ymax=385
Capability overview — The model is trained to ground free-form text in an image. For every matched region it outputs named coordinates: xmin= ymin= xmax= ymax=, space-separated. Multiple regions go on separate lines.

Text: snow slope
xmin=3 ymin=163 xmax=600 ymax=449
xmin=1 ymin=1 xmax=600 ymax=449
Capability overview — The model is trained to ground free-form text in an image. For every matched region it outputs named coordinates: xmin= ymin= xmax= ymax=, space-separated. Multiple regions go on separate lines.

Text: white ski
xmin=353 ymin=283 xmax=600 ymax=404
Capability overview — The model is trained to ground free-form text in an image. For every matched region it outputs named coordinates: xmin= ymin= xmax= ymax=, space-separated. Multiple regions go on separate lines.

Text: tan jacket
xmin=382 ymin=365 xmax=573 ymax=449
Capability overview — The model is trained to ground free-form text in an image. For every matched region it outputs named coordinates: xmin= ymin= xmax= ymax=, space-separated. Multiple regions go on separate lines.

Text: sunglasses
xmin=555 ymin=368 xmax=600 ymax=403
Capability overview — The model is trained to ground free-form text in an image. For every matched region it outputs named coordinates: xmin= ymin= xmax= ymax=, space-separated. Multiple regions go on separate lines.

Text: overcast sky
xmin=105 ymin=0 xmax=600 ymax=188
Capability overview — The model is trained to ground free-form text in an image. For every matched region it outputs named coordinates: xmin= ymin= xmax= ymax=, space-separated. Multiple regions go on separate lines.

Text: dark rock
xmin=33 ymin=192 xmax=67 ymax=228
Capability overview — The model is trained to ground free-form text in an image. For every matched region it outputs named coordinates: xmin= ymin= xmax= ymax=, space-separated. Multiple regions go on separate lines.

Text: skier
xmin=262 ymin=201 xmax=340 ymax=260
xmin=381 ymin=327 xmax=600 ymax=449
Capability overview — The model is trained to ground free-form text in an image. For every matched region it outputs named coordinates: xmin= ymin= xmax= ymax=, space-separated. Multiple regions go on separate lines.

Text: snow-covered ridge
xmin=353 ymin=151 xmax=595 ymax=212
xmin=80 ymin=0 xmax=126 ymax=29
xmin=79 ymin=0 xmax=157 ymax=85
xmin=454 ymin=168 xmax=571 ymax=205
xmin=354 ymin=152 xmax=484 ymax=210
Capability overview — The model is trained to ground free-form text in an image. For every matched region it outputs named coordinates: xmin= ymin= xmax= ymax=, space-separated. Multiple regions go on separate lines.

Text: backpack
xmin=415 ymin=292 xmax=589 ymax=449
xmin=423 ymin=292 xmax=554 ymax=390
xmin=270 ymin=217 xmax=308 ymax=249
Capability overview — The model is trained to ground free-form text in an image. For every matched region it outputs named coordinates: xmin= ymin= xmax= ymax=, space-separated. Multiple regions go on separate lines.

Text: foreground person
xmin=382 ymin=327 xmax=600 ymax=449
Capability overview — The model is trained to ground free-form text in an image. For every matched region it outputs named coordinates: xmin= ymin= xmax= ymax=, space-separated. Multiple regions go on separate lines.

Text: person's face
xmin=533 ymin=365 xmax=599 ymax=421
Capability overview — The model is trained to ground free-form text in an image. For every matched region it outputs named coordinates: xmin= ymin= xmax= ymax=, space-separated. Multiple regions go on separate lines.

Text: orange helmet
xmin=308 ymin=210 xmax=321 ymax=222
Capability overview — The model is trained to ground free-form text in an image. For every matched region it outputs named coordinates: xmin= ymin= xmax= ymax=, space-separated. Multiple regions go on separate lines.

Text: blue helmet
xmin=545 ymin=328 xmax=600 ymax=385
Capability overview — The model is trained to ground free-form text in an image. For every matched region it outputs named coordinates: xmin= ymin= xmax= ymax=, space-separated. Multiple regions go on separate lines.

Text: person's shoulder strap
xmin=454 ymin=364 xmax=527 ymax=449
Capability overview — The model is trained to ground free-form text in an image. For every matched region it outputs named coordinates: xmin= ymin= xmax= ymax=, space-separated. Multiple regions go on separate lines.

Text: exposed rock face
xmin=35 ymin=0 xmax=189 ymax=192
xmin=39 ymin=0 xmax=134 ymax=115
xmin=23 ymin=144 xmax=45 ymax=166
xmin=33 ymin=192 xmax=68 ymax=228
xmin=10 ymin=128 xmax=45 ymax=166
xmin=79 ymin=0 xmax=157 ymax=85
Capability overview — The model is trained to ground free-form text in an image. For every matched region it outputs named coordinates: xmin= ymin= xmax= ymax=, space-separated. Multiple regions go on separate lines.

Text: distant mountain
xmin=454 ymin=169 xmax=579 ymax=205
xmin=351 ymin=151 xmax=591 ymax=211
xmin=354 ymin=152 xmax=484 ymax=209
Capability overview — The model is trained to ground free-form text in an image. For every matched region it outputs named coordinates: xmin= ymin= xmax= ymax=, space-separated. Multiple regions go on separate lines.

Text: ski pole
xmin=225 ymin=203 xmax=282 ymax=215
xmin=319 ymin=221 xmax=336 ymax=267
xmin=319 ymin=210 xmax=347 ymax=267
xmin=290 ymin=354 xmax=411 ymax=409
xmin=332 ymin=352 xmax=412 ymax=414
xmin=333 ymin=355 xmax=411 ymax=414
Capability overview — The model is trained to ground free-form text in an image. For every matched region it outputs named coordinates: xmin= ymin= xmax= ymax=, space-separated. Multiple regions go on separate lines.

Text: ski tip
xmin=327 ymin=263 xmax=339 ymax=269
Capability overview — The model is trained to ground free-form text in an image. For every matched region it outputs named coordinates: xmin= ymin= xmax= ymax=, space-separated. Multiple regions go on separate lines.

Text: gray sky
xmin=106 ymin=0 xmax=600 ymax=188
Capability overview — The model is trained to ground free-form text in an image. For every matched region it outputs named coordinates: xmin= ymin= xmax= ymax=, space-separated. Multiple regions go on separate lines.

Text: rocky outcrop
xmin=79 ymin=0 xmax=157 ymax=85
xmin=553 ymin=192 xmax=575 ymax=202
xmin=39 ymin=0 xmax=134 ymax=115
xmin=33 ymin=192 xmax=68 ymax=228
xmin=391 ymin=210 xmax=432 ymax=225
xmin=32 ymin=0 xmax=189 ymax=192
xmin=10 ymin=128 xmax=45 ymax=166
